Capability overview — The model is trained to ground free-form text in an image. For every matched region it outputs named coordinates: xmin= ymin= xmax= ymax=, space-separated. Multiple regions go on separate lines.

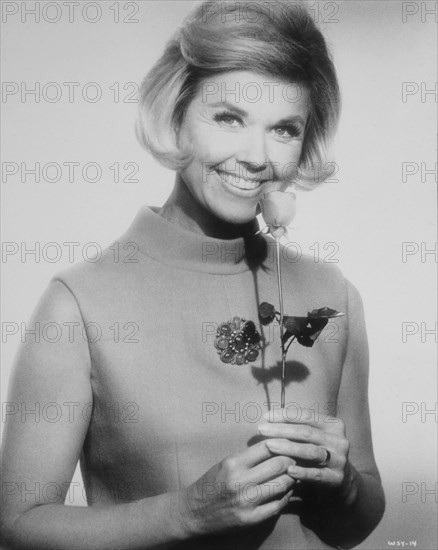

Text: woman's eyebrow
xmin=207 ymin=101 xmax=247 ymax=117
xmin=206 ymin=101 xmax=306 ymax=126
xmin=276 ymin=115 xmax=306 ymax=126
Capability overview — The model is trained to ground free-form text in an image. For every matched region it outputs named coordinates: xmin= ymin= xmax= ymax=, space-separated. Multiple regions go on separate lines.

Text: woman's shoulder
xmin=51 ymin=211 xmax=151 ymax=292
xmin=49 ymin=206 xmax=168 ymax=296
xmin=274 ymin=243 xmax=362 ymax=317
xmin=279 ymin=241 xmax=348 ymax=288
xmin=43 ymin=222 xmax=151 ymax=320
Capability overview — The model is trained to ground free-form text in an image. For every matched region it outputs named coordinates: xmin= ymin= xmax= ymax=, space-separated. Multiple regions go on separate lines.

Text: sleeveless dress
xmin=34 ymin=205 xmax=375 ymax=549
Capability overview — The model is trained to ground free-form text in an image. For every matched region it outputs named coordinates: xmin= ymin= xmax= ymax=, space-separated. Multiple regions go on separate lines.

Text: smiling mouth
xmin=215 ymin=170 xmax=269 ymax=191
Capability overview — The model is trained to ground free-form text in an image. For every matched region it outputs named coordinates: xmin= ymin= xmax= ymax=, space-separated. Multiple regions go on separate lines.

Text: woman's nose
xmin=235 ymin=129 xmax=268 ymax=169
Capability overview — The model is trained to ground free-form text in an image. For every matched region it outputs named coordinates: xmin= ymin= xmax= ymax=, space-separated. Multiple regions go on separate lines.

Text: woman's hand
xmin=176 ymin=440 xmax=297 ymax=537
xmin=257 ymin=407 xmax=358 ymax=506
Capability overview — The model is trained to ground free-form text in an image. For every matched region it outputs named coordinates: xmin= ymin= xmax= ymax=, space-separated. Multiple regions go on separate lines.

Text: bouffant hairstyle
xmin=136 ymin=0 xmax=340 ymax=188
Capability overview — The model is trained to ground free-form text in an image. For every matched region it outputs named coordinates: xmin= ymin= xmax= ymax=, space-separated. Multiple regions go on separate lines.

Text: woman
xmin=1 ymin=1 xmax=385 ymax=549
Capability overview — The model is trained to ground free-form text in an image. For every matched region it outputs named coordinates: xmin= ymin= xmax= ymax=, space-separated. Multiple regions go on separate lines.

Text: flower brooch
xmin=214 ymin=317 xmax=261 ymax=365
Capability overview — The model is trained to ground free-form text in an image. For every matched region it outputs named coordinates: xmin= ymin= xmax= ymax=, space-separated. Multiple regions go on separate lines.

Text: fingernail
xmin=287 ymin=466 xmax=298 ymax=475
xmin=300 ymin=409 xmax=313 ymax=422
xmin=265 ymin=440 xmax=282 ymax=453
xmin=258 ymin=423 xmax=272 ymax=434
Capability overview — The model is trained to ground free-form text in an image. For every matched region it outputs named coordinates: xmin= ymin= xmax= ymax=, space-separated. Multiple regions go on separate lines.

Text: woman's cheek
xmin=194 ymin=130 xmax=241 ymax=164
xmin=270 ymin=144 xmax=303 ymax=183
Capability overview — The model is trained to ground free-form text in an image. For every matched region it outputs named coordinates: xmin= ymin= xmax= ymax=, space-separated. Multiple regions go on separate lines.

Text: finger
xmin=236 ymin=474 xmax=295 ymax=507
xmin=263 ymin=407 xmax=342 ymax=431
xmin=258 ymin=422 xmax=335 ymax=448
xmin=258 ymin=474 xmax=296 ymax=503
xmin=242 ymin=455 xmax=296 ymax=485
xmin=228 ymin=439 xmax=275 ymax=469
xmin=287 ymin=464 xmax=342 ymax=486
xmin=249 ymin=487 xmax=294 ymax=524
xmin=264 ymin=438 xmax=333 ymax=466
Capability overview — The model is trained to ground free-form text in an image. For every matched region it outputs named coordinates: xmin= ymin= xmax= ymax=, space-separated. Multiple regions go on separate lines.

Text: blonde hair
xmin=136 ymin=0 xmax=341 ymax=188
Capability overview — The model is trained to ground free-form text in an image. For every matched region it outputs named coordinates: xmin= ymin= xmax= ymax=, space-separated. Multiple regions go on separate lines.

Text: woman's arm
xmin=1 ymin=494 xmax=190 ymax=550
xmin=0 ymin=280 xmax=188 ymax=550
xmin=308 ymin=280 xmax=385 ymax=548
xmin=309 ymin=463 xmax=385 ymax=549
xmin=1 ymin=280 xmax=298 ymax=549
xmin=258 ymin=280 xmax=385 ymax=549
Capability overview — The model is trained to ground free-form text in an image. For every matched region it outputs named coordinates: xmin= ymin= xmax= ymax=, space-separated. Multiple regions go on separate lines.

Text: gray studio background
xmin=1 ymin=1 xmax=437 ymax=548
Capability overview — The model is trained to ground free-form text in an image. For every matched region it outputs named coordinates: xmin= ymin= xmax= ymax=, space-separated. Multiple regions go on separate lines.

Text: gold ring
xmin=319 ymin=448 xmax=331 ymax=467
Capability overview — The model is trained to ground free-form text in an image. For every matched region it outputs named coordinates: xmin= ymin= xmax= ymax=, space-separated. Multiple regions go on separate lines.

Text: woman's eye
xmin=274 ymin=125 xmax=301 ymax=139
xmin=213 ymin=112 xmax=242 ymax=127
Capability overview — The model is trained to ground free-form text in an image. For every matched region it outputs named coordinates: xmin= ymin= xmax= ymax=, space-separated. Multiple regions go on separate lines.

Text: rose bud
xmin=258 ymin=191 xmax=296 ymax=240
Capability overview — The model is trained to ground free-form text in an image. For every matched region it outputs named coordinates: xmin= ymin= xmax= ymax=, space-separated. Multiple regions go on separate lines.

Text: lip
xmin=215 ymin=169 xmax=269 ymax=197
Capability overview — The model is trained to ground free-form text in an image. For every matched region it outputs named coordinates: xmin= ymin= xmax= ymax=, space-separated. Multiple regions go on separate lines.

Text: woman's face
xmin=178 ymin=70 xmax=310 ymax=224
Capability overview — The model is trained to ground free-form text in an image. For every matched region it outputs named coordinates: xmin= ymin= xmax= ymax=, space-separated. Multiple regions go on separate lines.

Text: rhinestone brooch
xmin=214 ymin=316 xmax=261 ymax=365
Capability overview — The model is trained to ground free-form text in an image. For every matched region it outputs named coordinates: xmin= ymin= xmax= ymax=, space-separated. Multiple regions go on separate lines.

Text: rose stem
xmin=275 ymin=239 xmax=286 ymax=409
xmin=285 ymin=335 xmax=296 ymax=354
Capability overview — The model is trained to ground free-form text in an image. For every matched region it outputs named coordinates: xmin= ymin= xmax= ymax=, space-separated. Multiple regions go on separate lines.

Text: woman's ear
xmin=173 ymin=120 xmax=182 ymax=147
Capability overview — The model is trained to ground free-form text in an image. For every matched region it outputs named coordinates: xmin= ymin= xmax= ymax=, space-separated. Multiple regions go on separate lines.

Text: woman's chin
xmin=212 ymin=205 xmax=258 ymax=226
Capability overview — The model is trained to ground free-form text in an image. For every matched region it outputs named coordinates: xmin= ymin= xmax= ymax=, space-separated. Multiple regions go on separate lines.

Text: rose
xmin=258 ymin=191 xmax=296 ymax=240
xmin=257 ymin=189 xmax=344 ymax=408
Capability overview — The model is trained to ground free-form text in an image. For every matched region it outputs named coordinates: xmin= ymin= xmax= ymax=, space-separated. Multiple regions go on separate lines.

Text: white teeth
xmin=216 ymin=171 xmax=262 ymax=191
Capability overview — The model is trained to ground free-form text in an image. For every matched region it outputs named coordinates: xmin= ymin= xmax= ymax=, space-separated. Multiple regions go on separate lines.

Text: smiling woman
xmin=0 ymin=1 xmax=385 ymax=550
xmin=137 ymin=1 xmax=339 ymax=186
xmin=161 ymin=72 xmax=310 ymax=228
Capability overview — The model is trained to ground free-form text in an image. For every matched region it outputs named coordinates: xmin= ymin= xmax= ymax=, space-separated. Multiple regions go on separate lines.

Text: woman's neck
xmin=157 ymin=173 xmax=258 ymax=240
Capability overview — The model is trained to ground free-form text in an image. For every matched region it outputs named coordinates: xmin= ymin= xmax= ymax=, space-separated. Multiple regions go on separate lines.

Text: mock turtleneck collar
xmin=124 ymin=205 xmax=269 ymax=275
